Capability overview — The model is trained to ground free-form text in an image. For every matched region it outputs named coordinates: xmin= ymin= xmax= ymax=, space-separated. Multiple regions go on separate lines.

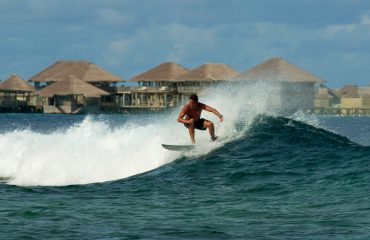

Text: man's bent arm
xmin=204 ymin=105 xmax=224 ymax=122
xmin=177 ymin=107 xmax=189 ymax=124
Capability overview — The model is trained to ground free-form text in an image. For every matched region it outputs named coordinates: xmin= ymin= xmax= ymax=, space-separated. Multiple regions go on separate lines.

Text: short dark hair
xmin=189 ymin=93 xmax=198 ymax=102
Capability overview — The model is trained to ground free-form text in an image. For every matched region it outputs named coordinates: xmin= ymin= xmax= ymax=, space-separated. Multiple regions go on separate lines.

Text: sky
xmin=1 ymin=0 xmax=370 ymax=87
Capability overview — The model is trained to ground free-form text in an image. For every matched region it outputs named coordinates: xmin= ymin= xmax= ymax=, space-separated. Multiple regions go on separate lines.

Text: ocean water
xmin=1 ymin=83 xmax=370 ymax=239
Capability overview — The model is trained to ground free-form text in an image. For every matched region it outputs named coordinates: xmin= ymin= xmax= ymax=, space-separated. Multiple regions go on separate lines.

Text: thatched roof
xmin=337 ymin=85 xmax=358 ymax=98
xmin=236 ymin=58 xmax=323 ymax=83
xmin=29 ymin=60 xmax=123 ymax=83
xmin=0 ymin=74 xmax=35 ymax=93
xmin=358 ymin=87 xmax=370 ymax=97
xmin=315 ymin=88 xmax=332 ymax=99
xmin=315 ymin=84 xmax=340 ymax=99
xmin=177 ymin=63 xmax=239 ymax=82
xmin=335 ymin=85 xmax=370 ymax=98
xmin=315 ymin=87 xmax=339 ymax=99
xmin=129 ymin=62 xmax=189 ymax=82
xmin=35 ymin=75 xmax=110 ymax=97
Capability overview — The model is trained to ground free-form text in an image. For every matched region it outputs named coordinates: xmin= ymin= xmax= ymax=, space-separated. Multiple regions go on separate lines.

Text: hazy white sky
xmin=1 ymin=0 xmax=370 ymax=87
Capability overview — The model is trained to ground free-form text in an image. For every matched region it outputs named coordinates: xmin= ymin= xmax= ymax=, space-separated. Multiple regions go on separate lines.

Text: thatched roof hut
xmin=337 ymin=86 xmax=370 ymax=98
xmin=36 ymin=75 xmax=110 ymax=97
xmin=236 ymin=58 xmax=323 ymax=83
xmin=0 ymin=74 xmax=35 ymax=93
xmin=29 ymin=60 xmax=123 ymax=83
xmin=315 ymin=85 xmax=339 ymax=99
xmin=177 ymin=63 xmax=239 ymax=82
xmin=336 ymin=85 xmax=359 ymax=98
xmin=129 ymin=62 xmax=189 ymax=82
xmin=315 ymin=88 xmax=333 ymax=99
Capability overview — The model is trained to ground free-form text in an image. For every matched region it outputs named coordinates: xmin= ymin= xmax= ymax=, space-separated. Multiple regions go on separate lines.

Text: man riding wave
xmin=177 ymin=94 xmax=223 ymax=144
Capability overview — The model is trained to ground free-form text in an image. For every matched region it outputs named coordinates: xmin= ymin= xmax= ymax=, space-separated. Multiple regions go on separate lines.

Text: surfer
xmin=177 ymin=93 xmax=224 ymax=144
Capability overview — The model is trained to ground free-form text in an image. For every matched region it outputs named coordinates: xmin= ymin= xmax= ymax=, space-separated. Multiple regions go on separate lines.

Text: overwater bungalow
xmin=235 ymin=58 xmax=323 ymax=112
xmin=35 ymin=75 xmax=110 ymax=114
xmin=29 ymin=60 xmax=123 ymax=92
xmin=336 ymin=85 xmax=370 ymax=115
xmin=117 ymin=62 xmax=190 ymax=109
xmin=117 ymin=62 xmax=240 ymax=110
xmin=176 ymin=63 xmax=239 ymax=99
xmin=311 ymin=85 xmax=341 ymax=115
xmin=314 ymin=85 xmax=340 ymax=108
xmin=308 ymin=84 xmax=370 ymax=116
xmin=0 ymin=74 xmax=36 ymax=112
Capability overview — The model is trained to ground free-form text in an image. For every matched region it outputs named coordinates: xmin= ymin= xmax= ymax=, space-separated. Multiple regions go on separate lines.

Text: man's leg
xmin=188 ymin=119 xmax=196 ymax=144
xmin=203 ymin=120 xmax=217 ymax=141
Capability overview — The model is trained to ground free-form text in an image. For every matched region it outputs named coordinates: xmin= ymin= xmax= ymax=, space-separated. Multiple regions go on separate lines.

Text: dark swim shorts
xmin=184 ymin=118 xmax=207 ymax=130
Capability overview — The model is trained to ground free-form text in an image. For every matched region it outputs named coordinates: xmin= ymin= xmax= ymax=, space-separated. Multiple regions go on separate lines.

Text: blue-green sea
xmin=0 ymin=111 xmax=370 ymax=239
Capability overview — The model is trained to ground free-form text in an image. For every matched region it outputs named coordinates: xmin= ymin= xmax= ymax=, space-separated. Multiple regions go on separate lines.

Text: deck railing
xmin=116 ymin=86 xmax=176 ymax=93
xmin=177 ymin=86 xmax=205 ymax=93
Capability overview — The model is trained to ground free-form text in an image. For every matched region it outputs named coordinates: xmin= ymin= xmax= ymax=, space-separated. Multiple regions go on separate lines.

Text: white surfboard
xmin=162 ymin=144 xmax=195 ymax=151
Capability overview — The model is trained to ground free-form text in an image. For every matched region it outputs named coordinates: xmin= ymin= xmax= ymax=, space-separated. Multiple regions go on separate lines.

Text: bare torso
xmin=184 ymin=102 xmax=204 ymax=121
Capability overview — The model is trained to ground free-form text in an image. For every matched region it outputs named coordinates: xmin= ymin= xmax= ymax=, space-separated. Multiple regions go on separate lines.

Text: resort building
xmin=28 ymin=60 xmax=123 ymax=113
xmin=236 ymin=58 xmax=323 ymax=112
xmin=314 ymin=85 xmax=340 ymax=108
xmin=337 ymin=85 xmax=370 ymax=115
xmin=117 ymin=62 xmax=189 ymax=110
xmin=29 ymin=60 xmax=123 ymax=92
xmin=176 ymin=63 xmax=239 ymax=103
xmin=116 ymin=62 xmax=239 ymax=110
xmin=0 ymin=74 xmax=36 ymax=112
xmin=310 ymin=85 xmax=370 ymax=116
xmin=35 ymin=75 xmax=110 ymax=114
xmin=5 ymin=58 xmax=365 ymax=115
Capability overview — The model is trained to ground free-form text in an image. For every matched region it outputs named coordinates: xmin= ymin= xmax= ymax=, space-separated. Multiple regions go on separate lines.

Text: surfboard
xmin=162 ymin=144 xmax=195 ymax=151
